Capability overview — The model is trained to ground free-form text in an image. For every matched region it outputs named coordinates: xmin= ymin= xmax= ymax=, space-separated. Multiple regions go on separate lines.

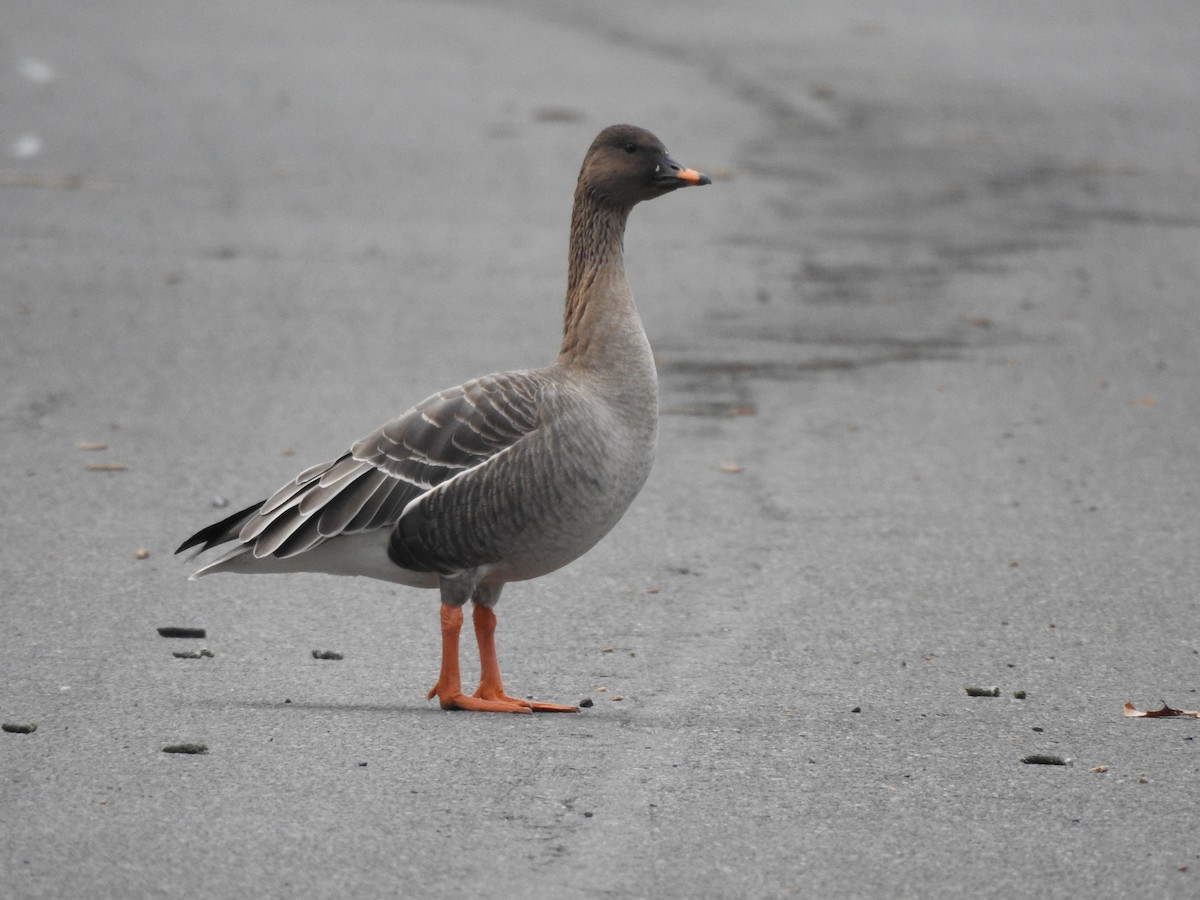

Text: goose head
xmin=578 ymin=124 xmax=711 ymax=210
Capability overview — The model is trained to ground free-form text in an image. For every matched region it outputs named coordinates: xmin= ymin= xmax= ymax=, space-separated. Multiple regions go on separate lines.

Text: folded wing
xmin=177 ymin=372 xmax=549 ymax=571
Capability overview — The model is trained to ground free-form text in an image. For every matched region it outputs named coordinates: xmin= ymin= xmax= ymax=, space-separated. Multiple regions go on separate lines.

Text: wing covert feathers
xmin=177 ymin=372 xmax=549 ymax=570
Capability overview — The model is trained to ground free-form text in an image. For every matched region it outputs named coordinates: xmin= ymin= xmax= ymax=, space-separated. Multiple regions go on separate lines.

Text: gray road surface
xmin=3 ymin=2 xmax=1199 ymax=898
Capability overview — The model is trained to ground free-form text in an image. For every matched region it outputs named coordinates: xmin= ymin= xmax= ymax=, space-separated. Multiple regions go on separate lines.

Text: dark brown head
xmin=578 ymin=124 xmax=710 ymax=210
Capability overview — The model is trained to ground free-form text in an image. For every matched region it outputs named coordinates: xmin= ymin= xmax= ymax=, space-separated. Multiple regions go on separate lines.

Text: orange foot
xmin=426 ymin=602 xmax=580 ymax=713
xmin=472 ymin=685 xmax=578 ymax=713
xmin=428 ymin=684 xmax=533 ymax=714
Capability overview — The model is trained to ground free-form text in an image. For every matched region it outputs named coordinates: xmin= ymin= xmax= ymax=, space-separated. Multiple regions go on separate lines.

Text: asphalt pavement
xmin=3 ymin=2 xmax=1199 ymax=898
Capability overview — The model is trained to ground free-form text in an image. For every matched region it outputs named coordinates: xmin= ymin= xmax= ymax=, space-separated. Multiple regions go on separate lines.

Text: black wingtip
xmin=176 ymin=500 xmax=266 ymax=555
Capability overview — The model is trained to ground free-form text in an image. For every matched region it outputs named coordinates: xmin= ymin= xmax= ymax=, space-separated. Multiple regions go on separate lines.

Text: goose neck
xmin=560 ymin=188 xmax=634 ymax=364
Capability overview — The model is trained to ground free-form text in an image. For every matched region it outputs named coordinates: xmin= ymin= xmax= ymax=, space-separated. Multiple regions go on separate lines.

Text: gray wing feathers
xmin=357 ymin=376 xmax=541 ymax=476
xmin=225 ymin=373 xmax=547 ymax=562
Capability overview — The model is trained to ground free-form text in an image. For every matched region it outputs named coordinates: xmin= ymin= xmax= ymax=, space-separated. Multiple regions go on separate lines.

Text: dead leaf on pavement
xmin=1123 ymin=702 xmax=1200 ymax=719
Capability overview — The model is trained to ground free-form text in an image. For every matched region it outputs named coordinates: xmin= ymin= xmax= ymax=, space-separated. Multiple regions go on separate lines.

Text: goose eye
xmin=623 ymin=143 xmax=637 ymax=154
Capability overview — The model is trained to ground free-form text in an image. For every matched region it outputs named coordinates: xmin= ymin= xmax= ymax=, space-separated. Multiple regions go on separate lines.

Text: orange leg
xmin=471 ymin=604 xmax=578 ymax=713
xmin=427 ymin=603 xmax=531 ymax=713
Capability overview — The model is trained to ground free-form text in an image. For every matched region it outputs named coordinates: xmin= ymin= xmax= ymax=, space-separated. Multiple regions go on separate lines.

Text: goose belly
xmin=481 ymin=413 xmax=656 ymax=583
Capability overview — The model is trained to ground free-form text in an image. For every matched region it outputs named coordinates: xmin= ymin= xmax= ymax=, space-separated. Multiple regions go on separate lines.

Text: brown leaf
xmin=1123 ymin=702 xmax=1200 ymax=719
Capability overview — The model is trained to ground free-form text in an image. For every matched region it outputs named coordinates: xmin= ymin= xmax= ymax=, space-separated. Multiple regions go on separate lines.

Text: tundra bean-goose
xmin=178 ymin=124 xmax=710 ymax=713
